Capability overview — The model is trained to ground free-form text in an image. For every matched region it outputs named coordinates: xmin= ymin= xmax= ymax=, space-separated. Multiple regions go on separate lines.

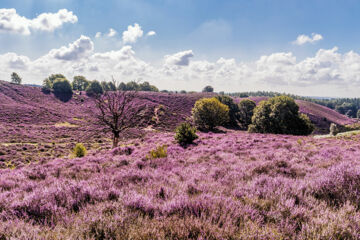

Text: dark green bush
xmin=215 ymin=95 xmax=239 ymax=127
xmin=238 ymin=99 xmax=256 ymax=129
xmin=53 ymin=78 xmax=73 ymax=95
xmin=86 ymin=80 xmax=104 ymax=96
xmin=202 ymin=85 xmax=214 ymax=92
xmin=175 ymin=122 xmax=198 ymax=146
xmin=248 ymin=96 xmax=314 ymax=135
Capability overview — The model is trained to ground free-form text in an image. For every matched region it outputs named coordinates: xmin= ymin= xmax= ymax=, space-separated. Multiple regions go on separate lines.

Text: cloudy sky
xmin=1 ymin=0 xmax=360 ymax=97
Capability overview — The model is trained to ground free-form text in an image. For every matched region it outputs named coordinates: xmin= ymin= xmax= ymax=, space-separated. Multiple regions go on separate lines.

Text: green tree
xmin=42 ymin=78 xmax=52 ymax=93
xmin=125 ymin=81 xmax=140 ymax=91
xmin=248 ymin=96 xmax=314 ymax=135
xmin=47 ymin=74 xmax=66 ymax=84
xmin=86 ymin=80 xmax=104 ymax=96
xmin=357 ymin=109 xmax=360 ymax=119
xmin=53 ymin=78 xmax=73 ymax=95
xmin=238 ymin=99 xmax=256 ymax=129
xmin=202 ymin=85 xmax=214 ymax=93
xmin=72 ymin=76 xmax=89 ymax=91
xmin=192 ymin=97 xmax=229 ymax=130
xmin=11 ymin=72 xmax=22 ymax=84
xmin=215 ymin=95 xmax=239 ymax=127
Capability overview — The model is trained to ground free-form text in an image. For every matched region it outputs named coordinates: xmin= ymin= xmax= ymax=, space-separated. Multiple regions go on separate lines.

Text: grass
xmin=314 ymin=129 xmax=360 ymax=139
xmin=55 ymin=122 xmax=78 ymax=128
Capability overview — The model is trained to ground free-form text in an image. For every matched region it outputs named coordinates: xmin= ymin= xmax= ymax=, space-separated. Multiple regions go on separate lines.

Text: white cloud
xmin=95 ymin=32 xmax=101 ymax=38
xmin=48 ymin=35 xmax=94 ymax=61
xmin=122 ymin=23 xmax=143 ymax=44
xmin=0 ymin=8 xmax=77 ymax=35
xmin=107 ymin=28 xmax=117 ymax=37
xmin=147 ymin=31 xmax=156 ymax=36
xmin=4 ymin=35 xmax=360 ymax=96
xmin=293 ymin=33 xmax=323 ymax=45
xmin=164 ymin=50 xmax=194 ymax=66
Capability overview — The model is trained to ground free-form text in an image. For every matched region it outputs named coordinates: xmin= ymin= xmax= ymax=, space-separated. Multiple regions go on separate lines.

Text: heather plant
xmin=10 ymin=72 xmax=22 ymax=85
xmin=248 ymin=96 xmax=314 ymax=135
xmin=73 ymin=143 xmax=87 ymax=158
xmin=174 ymin=122 xmax=198 ymax=146
xmin=238 ymin=99 xmax=256 ymax=129
xmin=148 ymin=145 xmax=167 ymax=159
xmin=192 ymin=97 xmax=229 ymax=130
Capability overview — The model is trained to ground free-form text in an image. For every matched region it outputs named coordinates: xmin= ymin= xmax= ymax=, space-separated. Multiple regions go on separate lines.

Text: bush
xmin=53 ymin=78 xmax=73 ymax=95
xmin=215 ymin=95 xmax=239 ymax=127
xmin=42 ymin=78 xmax=52 ymax=93
xmin=73 ymin=143 xmax=87 ymax=158
xmin=175 ymin=122 xmax=198 ymax=146
xmin=86 ymin=80 xmax=103 ymax=96
xmin=11 ymin=72 xmax=22 ymax=84
xmin=148 ymin=145 xmax=167 ymax=159
xmin=248 ymin=96 xmax=314 ymax=135
xmin=238 ymin=99 xmax=256 ymax=129
xmin=192 ymin=97 xmax=229 ymax=130
xmin=330 ymin=123 xmax=340 ymax=136
xmin=202 ymin=85 xmax=214 ymax=93
xmin=72 ymin=76 xmax=89 ymax=91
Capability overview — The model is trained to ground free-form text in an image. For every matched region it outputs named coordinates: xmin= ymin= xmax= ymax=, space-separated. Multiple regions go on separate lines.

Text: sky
xmin=1 ymin=0 xmax=360 ymax=97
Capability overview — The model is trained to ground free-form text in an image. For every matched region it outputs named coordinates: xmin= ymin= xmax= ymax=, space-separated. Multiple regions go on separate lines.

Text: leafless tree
xmin=93 ymin=90 xmax=147 ymax=148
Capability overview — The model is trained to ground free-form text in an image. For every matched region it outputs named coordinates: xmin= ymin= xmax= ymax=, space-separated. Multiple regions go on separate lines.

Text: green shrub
xmin=73 ymin=143 xmax=87 ymax=158
xmin=148 ymin=145 xmax=167 ymax=159
xmin=215 ymin=95 xmax=239 ymax=126
xmin=192 ymin=97 xmax=229 ymax=130
xmin=53 ymin=78 xmax=73 ymax=95
xmin=248 ymin=96 xmax=314 ymax=135
xmin=72 ymin=76 xmax=89 ymax=91
xmin=86 ymin=80 xmax=103 ymax=96
xmin=202 ymin=85 xmax=214 ymax=92
xmin=175 ymin=122 xmax=198 ymax=145
xmin=238 ymin=99 xmax=256 ymax=129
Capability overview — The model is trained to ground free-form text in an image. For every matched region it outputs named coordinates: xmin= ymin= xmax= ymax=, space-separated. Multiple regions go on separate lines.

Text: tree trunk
xmin=112 ymin=131 xmax=120 ymax=148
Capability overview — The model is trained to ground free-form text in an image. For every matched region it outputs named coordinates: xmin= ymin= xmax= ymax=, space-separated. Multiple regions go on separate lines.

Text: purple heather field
xmin=1 ymin=81 xmax=360 ymax=239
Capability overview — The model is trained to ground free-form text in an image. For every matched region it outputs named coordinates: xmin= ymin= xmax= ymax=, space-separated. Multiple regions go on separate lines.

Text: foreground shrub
xmin=73 ymin=143 xmax=87 ymax=158
xmin=175 ymin=122 xmax=198 ymax=146
xmin=238 ymin=99 xmax=256 ymax=129
xmin=192 ymin=97 xmax=229 ymax=130
xmin=215 ymin=95 xmax=239 ymax=127
xmin=86 ymin=80 xmax=104 ymax=96
xmin=148 ymin=145 xmax=167 ymax=159
xmin=248 ymin=96 xmax=314 ymax=135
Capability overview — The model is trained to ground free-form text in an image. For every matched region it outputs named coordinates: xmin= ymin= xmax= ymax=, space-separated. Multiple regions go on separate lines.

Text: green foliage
xmin=52 ymin=78 xmax=73 ymax=95
xmin=248 ymin=96 xmax=314 ymax=135
xmin=148 ymin=145 xmax=167 ymax=159
xmin=10 ymin=72 xmax=22 ymax=84
xmin=175 ymin=122 xmax=198 ymax=145
xmin=41 ymin=78 xmax=52 ymax=93
xmin=238 ymin=99 xmax=256 ymax=129
xmin=357 ymin=109 xmax=360 ymax=119
xmin=140 ymin=81 xmax=159 ymax=92
xmin=192 ymin=97 xmax=230 ymax=130
xmin=215 ymin=95 xmax=239 ymax=126
xmin=73 ymin=143 xmax=87 ymax=158
xmin=86 ymin=80 xmax=104 ymax=96
xmin=202 ymin=85 xmax=214 ymax=93
xmin=47 ymin=74 xmax=66 ymax=84
xmin=72 ymin=76 xmax=89 ymax=91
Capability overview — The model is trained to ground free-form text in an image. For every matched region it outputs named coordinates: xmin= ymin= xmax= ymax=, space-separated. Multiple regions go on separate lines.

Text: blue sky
xmin=1 ymin=0 xmax=360 ymax=96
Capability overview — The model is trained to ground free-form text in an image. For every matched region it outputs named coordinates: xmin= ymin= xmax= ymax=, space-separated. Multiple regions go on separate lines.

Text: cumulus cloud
xmin=165 ymin=50 xmax=194 ymax=66
xmin=293 ymin=33 xmax=323 ymax=45
xmin=122 ymin=23 xmax=143 ymax=44
xmin=147 ymin=31 xmax=156 ymax=36
xmin=95 ymin=32 xmax=101 ymax=38
xmin=48 ymin=35 xmax=94 ymax=61
xmin=107 ymin=28 xmax=117 ymax=37
xmin=4 ymin=35 xmax=360 ymax=96
xmin=0 ymin=8 xmax=77 ymax=35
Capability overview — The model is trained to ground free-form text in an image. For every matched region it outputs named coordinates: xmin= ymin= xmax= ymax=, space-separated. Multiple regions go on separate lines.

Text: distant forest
xmin=228 ymin=91 xmax=360 ymax=118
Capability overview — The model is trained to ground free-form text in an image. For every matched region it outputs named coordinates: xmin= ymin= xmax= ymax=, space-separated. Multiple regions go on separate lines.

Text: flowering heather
xmin=1 ymin=129 xmax=360 ymax=239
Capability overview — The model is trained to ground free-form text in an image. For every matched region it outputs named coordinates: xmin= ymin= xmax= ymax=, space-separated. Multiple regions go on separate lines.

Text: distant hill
xmin=0 ymin=80 xmax=355 ymax=134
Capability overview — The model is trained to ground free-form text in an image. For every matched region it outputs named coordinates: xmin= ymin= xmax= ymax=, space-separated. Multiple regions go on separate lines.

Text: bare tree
xmin=93 ymin=90 xmax=147 ymax=148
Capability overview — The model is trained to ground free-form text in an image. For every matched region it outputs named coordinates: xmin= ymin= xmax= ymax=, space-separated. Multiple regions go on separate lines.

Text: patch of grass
xmin=55 ymin=122 xmax=78 ymax=128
